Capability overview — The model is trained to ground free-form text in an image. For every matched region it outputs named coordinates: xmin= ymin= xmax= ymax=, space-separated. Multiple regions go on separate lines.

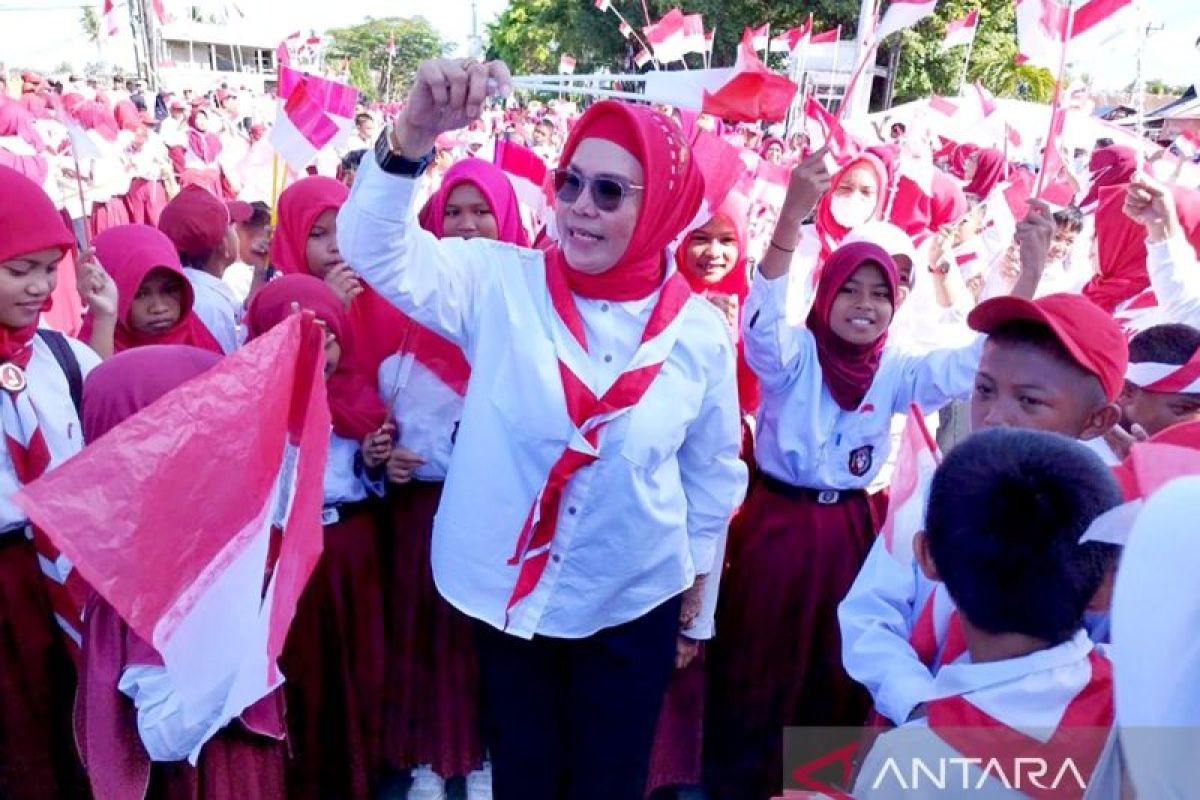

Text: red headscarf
xmin=948 ymin=143 xmax=979 ymax=180
xmin=270 ymin=176 xmax=391 ymax=439
xmin=674 ymin=194 xmax=759 ymax=413
xmin=806 ymin=241 xmax=899 ymax=411
xmin=962 ymin=147 xmax=1007 ymax=199
xmin=0 ymin=100 xmax=46 ymax=151
xmin=815 ymin=153 xmax=889 ymax=260
xmin=1079 ymin=145 xmax=1137 ymax=210
xmin=246 ymin=273 xmax=348 ymax=350
xmin=549 ymin=101 xmax=705 ymax=301
xmin=87 ymin=224 xmax=224 ymax=354
xmin=72 ymin=101 xmax=120 ymax=142
xmin=1084 ymin=183 xmax=1200 ymax=312
xmin=0 ymin=165 xmax=75 ymax=363
xmin=186 ymin=109 xmax=222 ymax=164
xmin=113 ymin=99 xmax=142 ymax=133
xmin=417 ymin=157 xmax=530 ymax=246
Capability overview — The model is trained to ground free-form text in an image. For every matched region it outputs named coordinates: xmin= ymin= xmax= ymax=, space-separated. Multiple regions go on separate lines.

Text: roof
xmin=1147 ymin=85 xmax=1200 ymax=120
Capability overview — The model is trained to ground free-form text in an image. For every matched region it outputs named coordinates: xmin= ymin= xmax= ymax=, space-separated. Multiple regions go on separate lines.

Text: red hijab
xmin=1079 ymin=145 xmax=1137 ymax=210
xmin=113 ymin=99 xmax=142 ymax=133
xmin=82 ymin=345 xmax=221 ymax=440
xmin=270 ymin=176 xmax=391 ymax=439
xmin=87 ymin=224 xmax=224 ymax=354
xmin=0 ymin=165 xmax=75 ymax=363
xmin=674 ymin=195 xmax=759 ymax=413
xmin=73 ymin=101 xmax=120 ymax=142
xmin=417 ymin=157 xmax=530 ymax=246
xmin=550 ymin=101 xmax=705 ymax=301
xmin=186 ymin=109 xmax=222 ymax=164
xmin=1084 ymin=183 xmax=1200 ymax=312
xmin=815 ymin=153 xmax=889 ymax=260
xmin=246 ymin=273 xmax=348 ymax=351
xmin=0 ymin=101 xmax=49 ymax=185
xmin=948 ymin=143 xmax=979 ymax=180
xmin=806 ymin=241 xmax=899 ymax=411
xmin=962 ymin=147 xmax=1007 ymax=199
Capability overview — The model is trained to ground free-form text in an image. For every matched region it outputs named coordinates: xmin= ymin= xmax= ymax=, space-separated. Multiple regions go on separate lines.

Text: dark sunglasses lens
xmin=591 ymin=178 xmax=625 ymax=211
xmin=555 ymin=171 xmax=584 ymax=203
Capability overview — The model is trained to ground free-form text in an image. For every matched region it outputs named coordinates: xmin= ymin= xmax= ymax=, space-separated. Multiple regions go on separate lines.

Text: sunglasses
xmin=552 ymin=168 xmax=643 ymax=213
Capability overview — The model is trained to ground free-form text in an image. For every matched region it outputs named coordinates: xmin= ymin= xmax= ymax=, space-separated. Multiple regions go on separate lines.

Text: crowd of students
xmin=1 ymin=53 xmax=1199 ymax=800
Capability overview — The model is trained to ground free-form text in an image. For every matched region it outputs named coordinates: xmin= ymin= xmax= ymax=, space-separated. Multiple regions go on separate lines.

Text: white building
xmin=158 ymin=18 xmax=279 ymax=93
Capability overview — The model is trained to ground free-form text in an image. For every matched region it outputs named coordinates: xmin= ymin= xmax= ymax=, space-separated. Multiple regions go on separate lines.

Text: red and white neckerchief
xmin=504 ymin=262 xmax=693 ymax=622
xmin=928 ymin=651 xmax=1114 ymax=800
xmin=910 ymin=583 xmax=969 ymax=670
xmin=1126 ymin=344 xmax=1200 ymax=394
xmin=0 ymin=339 xmax=88 ymax=660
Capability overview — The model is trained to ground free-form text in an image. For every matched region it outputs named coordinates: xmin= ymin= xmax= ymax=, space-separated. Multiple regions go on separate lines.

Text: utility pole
xmin=468 ymin=0 xmax=483 ymax=58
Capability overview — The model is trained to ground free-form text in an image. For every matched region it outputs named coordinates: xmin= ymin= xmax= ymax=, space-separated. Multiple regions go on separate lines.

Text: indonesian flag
xmin=102 ymin=0 xmax=120 ymax=36
xmin=275 ymin=31 xmax=301 ymax=69
xmin=704 ymin=28 xmax=716 ymax=55
xmin=697 ymin=29 xmax=798 ymax=123
xmin=803 ymin=96 xmax=860 ymax=163
xmin=770 ymin=15 xmax=814 ymax=56
xmin=941 ymin=9 xmax=979 ymax=50
xmin=644 ymin=8 xmax=689 ymax=63
xmin=16 ymin=314 xmax=329 ymax=759
xmin=747 ymin=23 xmax=770 ymax=53
xmin=1015 ymin=0 xmax=1133 ymax=71
xmin=928 ymin=95 xmax=960 ymax=116
xmin=1172 ymin=130 xmax=1200 ymax=160
xmin=808 ymin=27 xmax=842 ymax=58
xmin=690 ymin=129 xmax=748 ymax=222
xmin=876 ymin=0 xmax=939 ymax=43
xmin=269 ymin=65 xmax=358 ymax=170
xmin=634 ymin=48 xmax=653 ymax=69
xmin=558 ymin=54 xmax=576 ymax=74
xmin=593 ymin=0 xmax=611 ymax=10
xmin=494 ymin=138 xmax=550 ymax=236
xmin=880 ymin=405 xmax=941 ymax=563
xmin=619 ymin=21 xmax=633 ymax=39
xmin=682 ymin=13 xmax=707 ymax=56
xmin=150 ymin=0 xmax=171 ymax=24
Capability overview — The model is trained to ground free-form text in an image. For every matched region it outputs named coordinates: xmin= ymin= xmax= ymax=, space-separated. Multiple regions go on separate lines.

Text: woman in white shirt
xmin=336 ymin=57 xmax=748 ymax=800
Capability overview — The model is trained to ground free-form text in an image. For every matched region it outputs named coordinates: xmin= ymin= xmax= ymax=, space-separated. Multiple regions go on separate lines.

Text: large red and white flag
xmin=269 ymin=65 xmax=359 ymax=170
xmin=1015 ymin=0 xmax=1133 ymax=71
xmin=558 ymin=54 xmax=577 ymax=74
xmin=875 ymin=0 xmax=939 ymax=43
xmin=644 ymin=8 xmax=689 ymax=63
xmin=746 ymin=23 xmax=770 ymax=53
xmin=803 ymin=96 xmax=861 ymax=164
xmin=880 ymin=405 xmax=941 ymax=564
xmin=695 ymin=29 xmax=797 ymax=122
xmin=770 ymin=15 xmax=814 ymax=56
xmin=682 ymin=13 xmax=707 ymax=56
xmin=940 ymin=9 xmax=979 ymax=50
xmin=17 ymin=314 xmax=329 ymax=757
xmin=808 ymin=26 xmax=842 ymax=59
xmin=102 ymin=0 xmax=121 ymax=36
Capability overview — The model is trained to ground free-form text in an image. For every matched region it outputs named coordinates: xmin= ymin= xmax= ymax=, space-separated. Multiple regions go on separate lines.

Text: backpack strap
xmin=37 ymin=329 xmax=84 ymax=422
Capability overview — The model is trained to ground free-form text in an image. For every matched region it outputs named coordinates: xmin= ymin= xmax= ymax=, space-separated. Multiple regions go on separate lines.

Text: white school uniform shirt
xmin=337 ymin=154 xmax=748 ymax=640
xmin=1144 ymin=234 xmax=1200 ymax=329
xmin=742 ymin=270 xmax=984 ymax=490
xmin=183 ymin=268 xmax=241 ymax=354
xmin=378 ymin=354 xmax=463 ymax=482
xmin=853 ymin=632 xmax=1120 ymax=800
xmin=324 ymin=433 xmax=378 ymax=506
xmin=0 ymin=333 xmax=101 ymax=529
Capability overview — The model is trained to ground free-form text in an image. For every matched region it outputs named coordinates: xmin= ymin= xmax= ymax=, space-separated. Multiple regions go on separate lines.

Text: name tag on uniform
xmin=321 ymin=506 xmax=340 ymax=526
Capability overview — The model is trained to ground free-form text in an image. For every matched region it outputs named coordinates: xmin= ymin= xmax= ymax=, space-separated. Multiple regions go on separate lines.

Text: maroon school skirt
xmin=380 ymin=480 xmax=483 ymax=778
xmin=0 ymin=533 xmax=89 ymax=799
xmin=147 ymin=720 xmax=287 ymax=800
xmin=282 ymin=504 xmax=386 ymax=800
xmin=87 ymin=196 xmax=132 ymax=240
xmin=704 ymin=476 xmax=880 ymax=800
xmin=645 ymin=647 xmax=706 ymax=797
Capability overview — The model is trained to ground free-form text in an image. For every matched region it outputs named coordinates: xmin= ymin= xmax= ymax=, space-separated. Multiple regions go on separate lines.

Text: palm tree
xmin=973 ymin=55 xmax=1055 ymax=103
xmin=81 ymin=5 xmax=104 ymax=62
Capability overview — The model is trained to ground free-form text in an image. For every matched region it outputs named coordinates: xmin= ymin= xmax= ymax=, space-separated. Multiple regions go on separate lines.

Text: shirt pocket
xmin=830 ymin=410 xmax=892 ymax=482
xmin=619 ymin=360 xmax=704 ymax=472
xmin=487 ymin=337 xmax=572 ymax=444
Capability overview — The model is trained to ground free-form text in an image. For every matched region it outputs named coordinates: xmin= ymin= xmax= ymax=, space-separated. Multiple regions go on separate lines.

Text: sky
xmin=0 ymin=0 xmax=1196 ymax=92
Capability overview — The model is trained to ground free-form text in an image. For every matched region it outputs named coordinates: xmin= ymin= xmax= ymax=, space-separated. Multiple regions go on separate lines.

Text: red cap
xmin=968 ymin=293 xmax=1129 ymax=402
xmin=158 ymin=185 xmax=235 ymax=260
xmin=169 ymin=98 xmax=186 ymax=111
xmin=227 ymin=200 xmax=253 ymax=224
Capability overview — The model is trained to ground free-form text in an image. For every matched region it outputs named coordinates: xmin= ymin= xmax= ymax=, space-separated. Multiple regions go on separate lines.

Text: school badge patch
xmin=848 ymin=444 xmax=873 ymax=477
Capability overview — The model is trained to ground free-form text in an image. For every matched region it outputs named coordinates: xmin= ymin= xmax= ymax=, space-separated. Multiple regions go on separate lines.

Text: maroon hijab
xmin=806 ymin=241 xmax=899 ymax=411
xmin=962 ymin=147 xmax=1007 ymax=199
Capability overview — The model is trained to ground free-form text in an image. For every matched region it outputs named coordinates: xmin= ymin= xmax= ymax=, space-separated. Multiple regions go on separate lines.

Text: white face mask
xmin=830 ymin=193 xmax=876 ymax=228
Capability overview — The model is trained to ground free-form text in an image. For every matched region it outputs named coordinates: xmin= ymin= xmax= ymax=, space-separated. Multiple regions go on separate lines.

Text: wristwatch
xmin=374 ymin=128 xmax=434 ymax=178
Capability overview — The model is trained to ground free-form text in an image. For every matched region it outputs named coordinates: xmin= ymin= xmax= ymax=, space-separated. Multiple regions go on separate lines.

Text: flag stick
xmin=826 ymin=30 xmax=841 ymax=112
xmin=1133 ymin=0 xmax=1148 ymax=173
xmin=513 ymin=80 xmax=654 ymax=103
xmin=1035 ymin=1 xmax=1077 ymax=196
xmin=70 ymin=150 xmax=90 ymax=249
xmin=958 ymin=28 xmax=976 ymax=94
xmin=270 ymin=154 xmax=282 ymax=227
xmin=609 ymin=6 xmax=659 ymax=70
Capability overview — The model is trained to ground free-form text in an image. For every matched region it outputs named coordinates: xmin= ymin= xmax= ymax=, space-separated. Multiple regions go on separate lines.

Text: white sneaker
xmin=408 ymin=765 xmax=446 ymax=800
xmin=466 ymin=762 xmax=493 ymax=800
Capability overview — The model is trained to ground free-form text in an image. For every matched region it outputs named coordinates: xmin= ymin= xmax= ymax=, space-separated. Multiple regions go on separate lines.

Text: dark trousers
xmin=475 ymin=595 xmax=682 ymax=800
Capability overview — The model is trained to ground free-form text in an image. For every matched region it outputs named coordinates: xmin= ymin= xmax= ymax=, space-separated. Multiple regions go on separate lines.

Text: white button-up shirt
xmin=338 ymin=155 xmax=748 ymax=639
xmin=742 ymin=271 xmax=983 ymax=490
xmin=184 ymin=267 xmax=242 ymax=354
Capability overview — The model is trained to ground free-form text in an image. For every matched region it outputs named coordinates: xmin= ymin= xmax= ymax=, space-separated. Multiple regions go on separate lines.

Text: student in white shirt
xmin=1122 ymin=173 xmax=1200 ymax=329
xmin=854 ymin=428 xmax=1123 ymax=800
xmin=157 ymin=184 xmax=250 ymax=353
xmin=0 ymin=164 xmax=103 ymax=799
xmin=337 ymin=57 xmax=747 ymax=800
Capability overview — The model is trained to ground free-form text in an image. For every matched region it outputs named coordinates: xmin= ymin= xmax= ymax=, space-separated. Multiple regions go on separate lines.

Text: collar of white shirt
xmin=930 ymin=629 xmax=1095 ymax=701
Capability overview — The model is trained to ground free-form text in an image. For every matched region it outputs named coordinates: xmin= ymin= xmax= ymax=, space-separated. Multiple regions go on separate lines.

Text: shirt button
xmin=568 ymin=506 xmax=577 ymax=515
xmin=552 ymin=554 xmax=562 ymax=563
xmin=600 ymin=302 xmax=610 ymax=312
xmin=604 ymin=354 xmax=613 ymax=363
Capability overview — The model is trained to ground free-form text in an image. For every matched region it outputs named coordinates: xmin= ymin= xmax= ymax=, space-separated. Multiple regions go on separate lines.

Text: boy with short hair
xmin=1118 ymin=323 xmax=1200 ymax=443
xmin=839 ymin=292 xmax=1128 ymax=725
xmin=853 ymin=428 xmax=1122 ymax=799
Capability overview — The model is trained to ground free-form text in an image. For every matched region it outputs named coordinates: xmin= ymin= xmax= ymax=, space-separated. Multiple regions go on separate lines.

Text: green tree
xmin=325 ymin=16 xmax=450 ymax=101
xmin=889 ymin=0 xmax=1055 ymax=103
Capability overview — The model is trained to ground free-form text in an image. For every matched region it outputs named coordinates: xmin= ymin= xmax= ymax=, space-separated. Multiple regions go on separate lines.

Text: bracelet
xmin=769 ymin=239 xmax=795 ymax=253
